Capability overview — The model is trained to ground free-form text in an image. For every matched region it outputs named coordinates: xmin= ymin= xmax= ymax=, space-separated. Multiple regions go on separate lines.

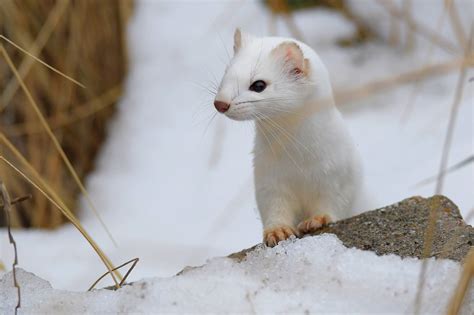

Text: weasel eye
xmin=249 ymin=80 xmax=266 ymax=93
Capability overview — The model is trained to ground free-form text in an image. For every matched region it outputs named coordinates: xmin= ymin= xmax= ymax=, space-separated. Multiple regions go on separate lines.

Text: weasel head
xmin=214 ymin=29 xmax=315 ymax=121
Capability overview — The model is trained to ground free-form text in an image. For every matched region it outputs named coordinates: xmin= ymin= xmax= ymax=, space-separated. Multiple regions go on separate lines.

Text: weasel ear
xmin=271 ymin=42 xmax=309 ymax=76
xmin=233 ymin=28 xmax=255 ymax=54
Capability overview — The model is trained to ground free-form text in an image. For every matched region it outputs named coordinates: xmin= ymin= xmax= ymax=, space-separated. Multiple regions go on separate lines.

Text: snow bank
xmin=1 ymin=234 xmax=472 ymax=314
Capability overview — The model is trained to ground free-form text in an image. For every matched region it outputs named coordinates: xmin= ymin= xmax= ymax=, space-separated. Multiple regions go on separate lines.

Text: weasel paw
xmin=264 ymin=226 xmax=299 ymax=247
xmin=297 ymin=215 xmax=331 ymax=235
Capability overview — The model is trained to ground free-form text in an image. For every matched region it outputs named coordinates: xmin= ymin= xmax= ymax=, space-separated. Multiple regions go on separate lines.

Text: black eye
xmin=249 ymin=80 xmax=266 ymax=93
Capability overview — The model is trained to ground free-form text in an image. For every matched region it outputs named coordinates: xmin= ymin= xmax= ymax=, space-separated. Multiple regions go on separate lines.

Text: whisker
xmin=257 ymin=111 xmax=304 ymax=157
xmin=207 ymin=80 xmax=219 ymax=92
xmin=255 ymin=106 xmax=296 ymax=115
xmin=235 ymin=97 xmax=302 ymax=105
xmin=217 ymin=32 xmax=231 ymax=64
xmin=250 ymin=42 xmax=264 ymax=82
xmin=192 ymin=108 xmax=213 ymax=127
xmin=202 ymin=111 xmax=218 ymax=137
xmin=257 ymin=110 xmax=317 ymax=160
xmin=255 ymin=112 xmax=304 ymax=174
xmin=191 ymin=81 xmax=217 ymax=96
xmin=206 ymin=68 xmax=221 ymax=91
xmin=252 ymin=113 xmax=277 ymax=158
xmin=192 ymin=102 xmax=213 ymax=121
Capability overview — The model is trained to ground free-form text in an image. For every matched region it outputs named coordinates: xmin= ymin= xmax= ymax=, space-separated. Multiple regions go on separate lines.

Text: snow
xmin=1 ymin=234 xmax=472 ymax=314
xmin=0 ymin=0 xmax=473 ymax=309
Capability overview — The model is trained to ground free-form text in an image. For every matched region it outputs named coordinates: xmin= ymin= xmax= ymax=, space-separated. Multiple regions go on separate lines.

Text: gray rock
xmin=229 ymin=195 xmax=473 ymax=263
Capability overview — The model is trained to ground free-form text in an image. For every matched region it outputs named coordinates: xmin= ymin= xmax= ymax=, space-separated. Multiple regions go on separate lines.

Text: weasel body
xmin=214 ymin=29 xmax=368 ymax=246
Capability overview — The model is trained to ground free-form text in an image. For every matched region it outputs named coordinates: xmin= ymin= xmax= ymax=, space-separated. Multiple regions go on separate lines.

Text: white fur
xmin=215 ymin=30 xmax=368 ymax=234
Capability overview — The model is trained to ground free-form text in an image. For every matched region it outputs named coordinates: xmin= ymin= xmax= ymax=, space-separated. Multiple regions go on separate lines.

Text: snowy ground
xmin=1 ymin=0 xmax=473 ymax=304
xmin=1 ymin=234 xmax=472 ymax=314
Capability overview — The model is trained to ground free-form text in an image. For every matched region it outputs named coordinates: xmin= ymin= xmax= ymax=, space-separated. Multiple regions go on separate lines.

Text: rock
xmin=229 ymin=195 xmax=473 ymax=263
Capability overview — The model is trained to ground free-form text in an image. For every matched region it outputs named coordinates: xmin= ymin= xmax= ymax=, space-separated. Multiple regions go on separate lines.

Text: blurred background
xmin=0 ymin=0 xmax=473 ymax=290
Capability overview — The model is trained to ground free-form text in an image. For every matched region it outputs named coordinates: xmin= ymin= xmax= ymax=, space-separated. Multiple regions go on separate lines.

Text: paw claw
xmin=264 ymin=226 xmax=298 ymax=247
xmin=297 ymin=215 xmax=331 ymax=235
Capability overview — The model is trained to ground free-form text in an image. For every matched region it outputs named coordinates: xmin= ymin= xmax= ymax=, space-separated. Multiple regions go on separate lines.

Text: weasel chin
xmin=224 ymin=111 xmax=255 ymax=121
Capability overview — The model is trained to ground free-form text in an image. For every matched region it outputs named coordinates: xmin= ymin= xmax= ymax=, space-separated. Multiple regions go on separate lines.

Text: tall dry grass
xmin=0 ymin=0 xmax=132 ymax=228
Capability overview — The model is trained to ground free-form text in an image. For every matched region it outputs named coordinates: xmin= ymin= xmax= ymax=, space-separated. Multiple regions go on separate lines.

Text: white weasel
xmin=214 ymin=29 xmax=368 ymax=246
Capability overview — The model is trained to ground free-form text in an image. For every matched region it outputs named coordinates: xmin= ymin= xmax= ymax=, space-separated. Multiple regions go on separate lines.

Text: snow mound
xmin=1 ymin=234 xmax=472 ymax=314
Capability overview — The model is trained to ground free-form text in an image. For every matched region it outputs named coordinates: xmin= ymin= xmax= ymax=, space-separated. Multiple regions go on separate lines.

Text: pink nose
xmin=214 ymin=100 xmax=230 ymax=113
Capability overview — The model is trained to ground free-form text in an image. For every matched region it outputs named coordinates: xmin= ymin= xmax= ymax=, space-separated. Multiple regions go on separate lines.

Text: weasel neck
xmin=254 ymin=99 xmax=338 ymax=136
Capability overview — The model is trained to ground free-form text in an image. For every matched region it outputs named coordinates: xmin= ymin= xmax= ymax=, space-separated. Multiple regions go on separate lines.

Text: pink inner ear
xmin=290 ymin=68 xmax=302 ymax=76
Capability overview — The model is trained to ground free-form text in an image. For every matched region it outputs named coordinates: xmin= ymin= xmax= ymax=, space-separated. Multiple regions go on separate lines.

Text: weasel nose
xmin=214 ymin=100 xmax=230 ymax=113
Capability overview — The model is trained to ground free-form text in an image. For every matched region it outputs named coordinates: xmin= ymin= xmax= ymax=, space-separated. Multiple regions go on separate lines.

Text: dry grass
xmin=375 ymin=0 xmax=458 ymax=53
xmin=415 ymin=21 xmax=473 ymax=315
xmin=266 ymin=0 xmax=372 ymax=45
xmin=399 ymin=0 xmax=448 ymax=122
xmin=88 ymin=257 xmax=139 ymax=291
xmin=0 ymin=154 xmax=122 ymax=287
xmin=448 ymin=248 xmax=474 ymax=315
xmin=0 ymin=0 xmax=134 ymax=293
xmin=0 ymin=180 xmax=21 ymax=314
xmin=0 ymin=28 xmax=129 ymax=288
xmin=0 ymin=0 xmax=132 ymax=229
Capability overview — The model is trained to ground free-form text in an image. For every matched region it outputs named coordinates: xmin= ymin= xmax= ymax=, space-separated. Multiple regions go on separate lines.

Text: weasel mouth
xmin=225 ymin=110 xmax=255 ymax=121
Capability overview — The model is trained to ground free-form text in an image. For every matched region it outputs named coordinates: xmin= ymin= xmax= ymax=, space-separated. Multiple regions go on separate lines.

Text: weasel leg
xmin=263 ymin=226 xmax=299 ymax=247
xmin=257 ymin=191 xmax=299 ymax=247
xmin=297 ymin=214 xmax=331 ymax=235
